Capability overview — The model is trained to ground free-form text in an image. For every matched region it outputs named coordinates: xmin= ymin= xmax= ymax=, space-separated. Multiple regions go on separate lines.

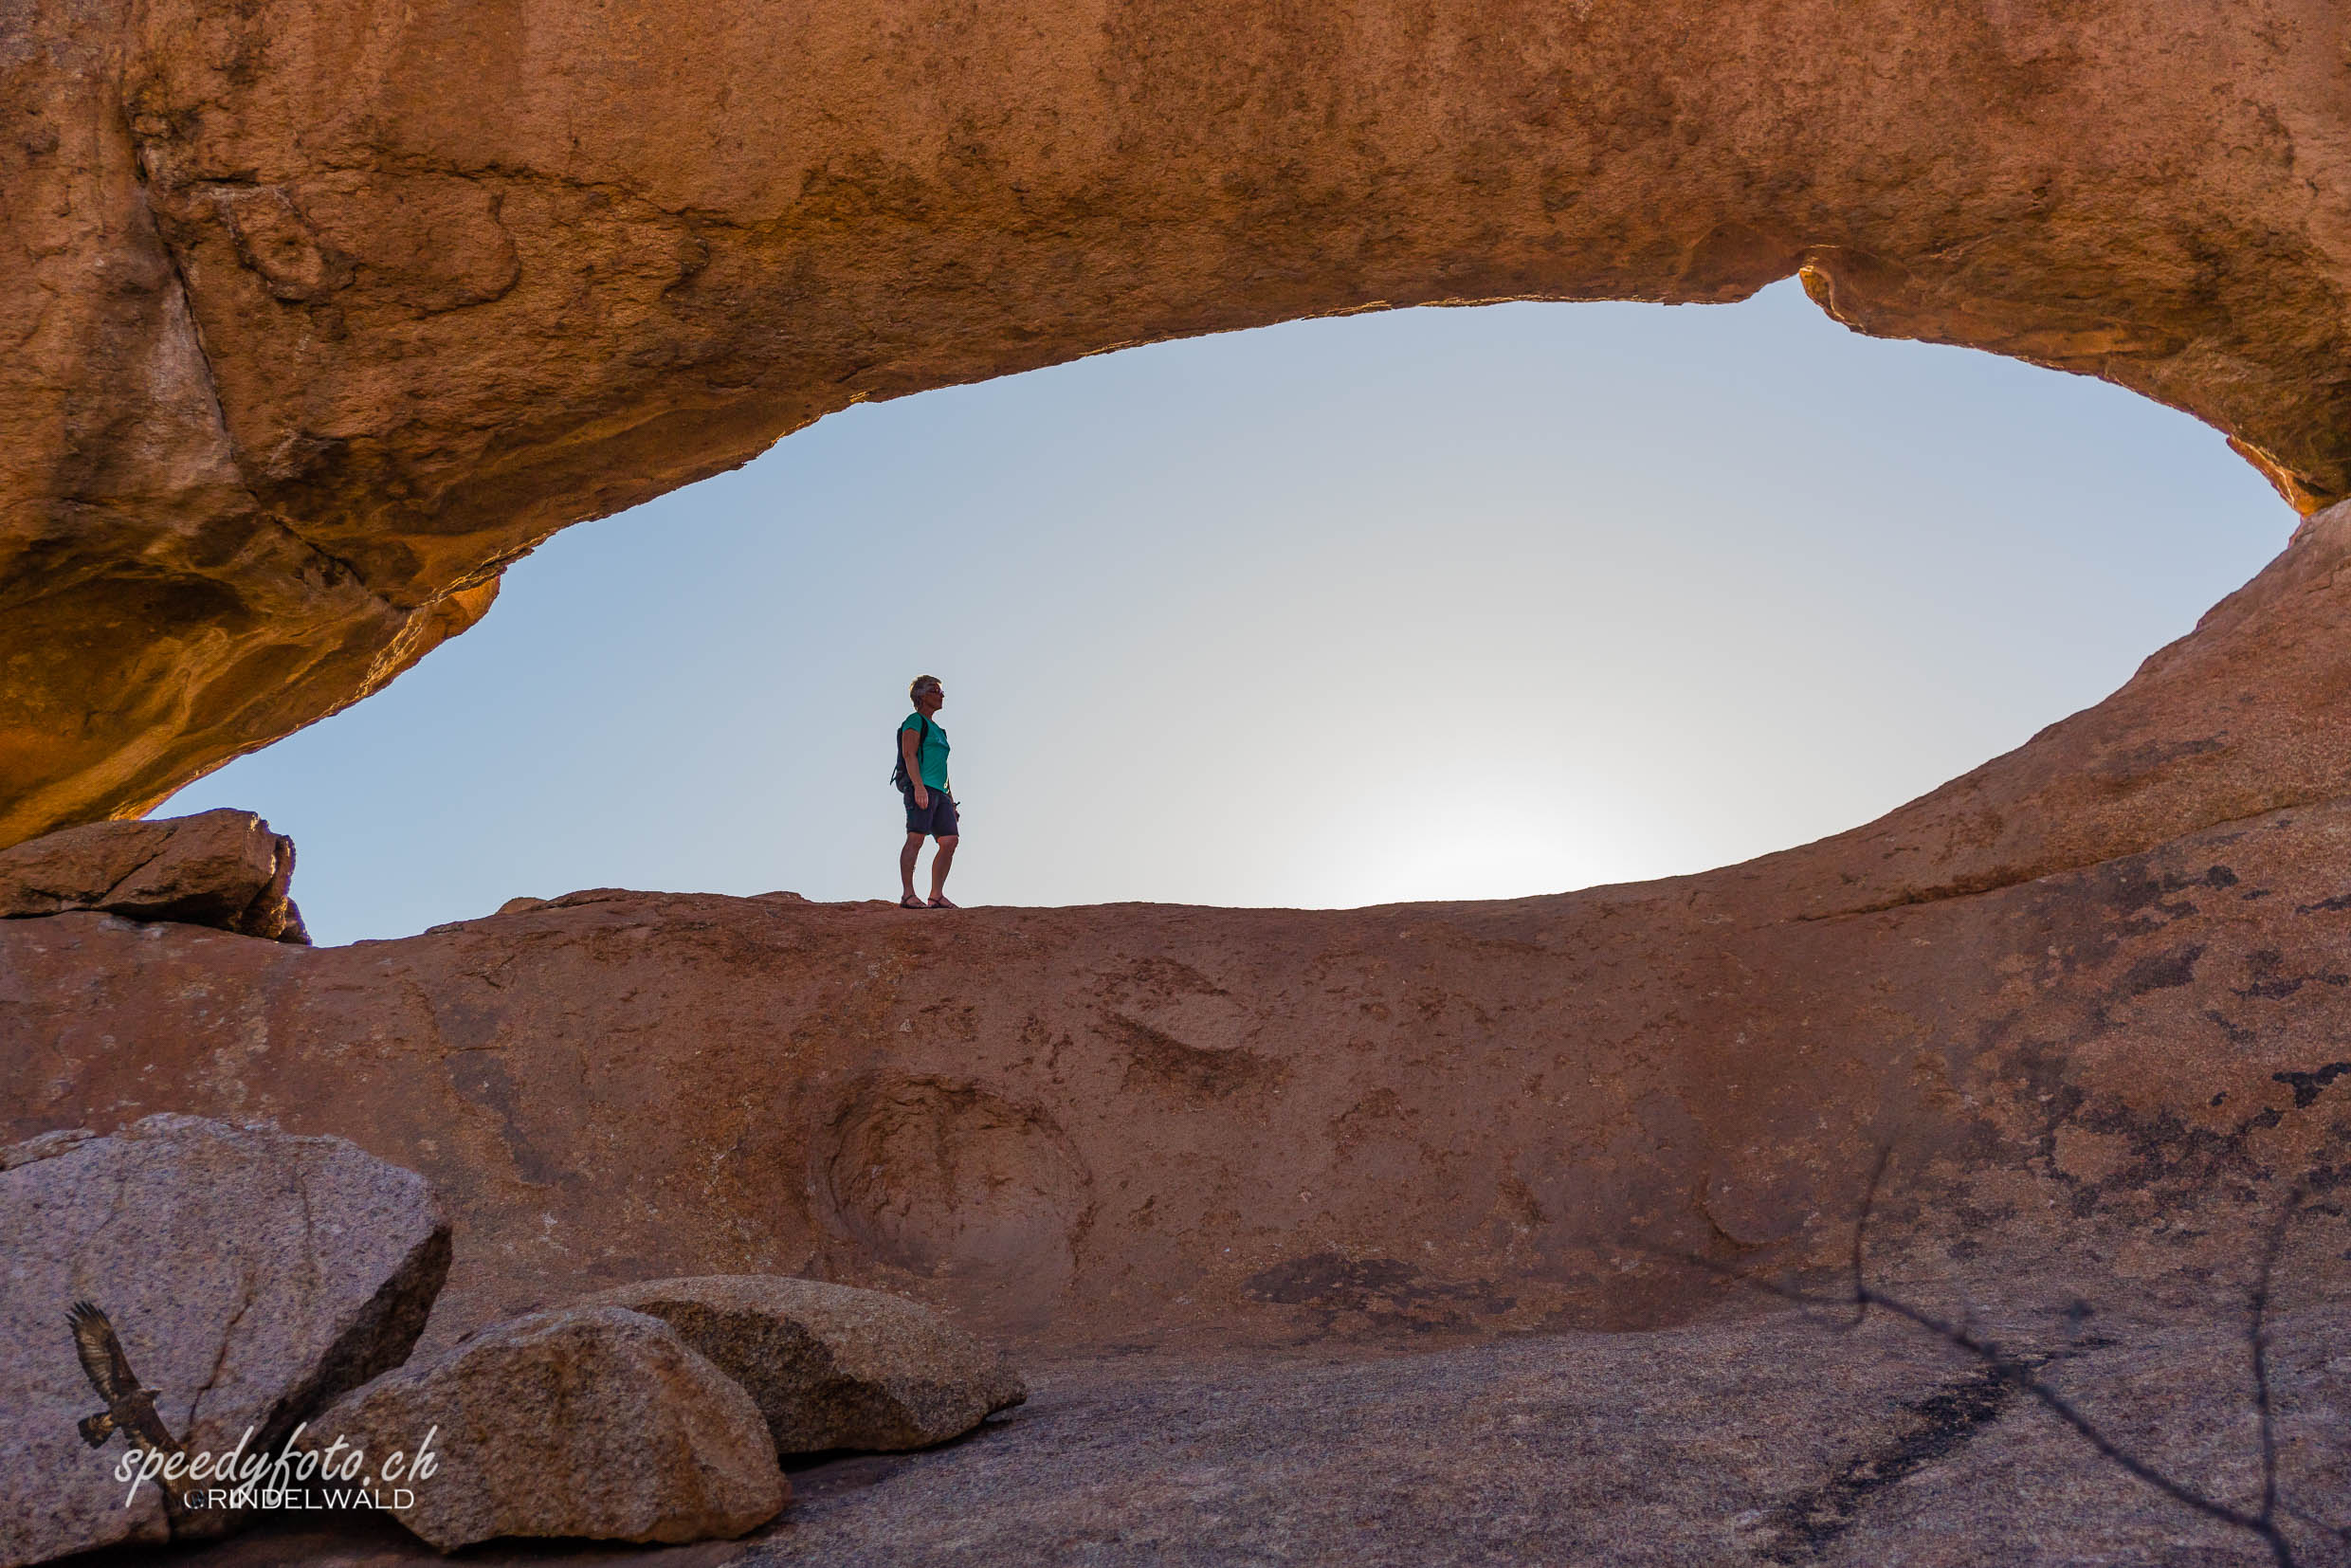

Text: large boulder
xmin=0 ymin=1115 xmax=448 ymax=1566
xmin=307 ymin=1306 xmax=784 ymax=1552
xmin=0 ymin=811 xmax=307 ymax=943
xmin=580 ymin=1277 xmax=1027 ymax=1454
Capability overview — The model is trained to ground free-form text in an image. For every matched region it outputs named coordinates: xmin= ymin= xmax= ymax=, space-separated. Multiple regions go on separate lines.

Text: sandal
xmin=899 ymin=892 xmax=925 ymax=909
xmin=927 ymin=895 xmax=958 ymax=909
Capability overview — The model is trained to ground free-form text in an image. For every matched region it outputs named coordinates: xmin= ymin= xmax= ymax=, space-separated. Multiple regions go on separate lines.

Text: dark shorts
xmin=903 ymin=789 xmax=958 ymax=837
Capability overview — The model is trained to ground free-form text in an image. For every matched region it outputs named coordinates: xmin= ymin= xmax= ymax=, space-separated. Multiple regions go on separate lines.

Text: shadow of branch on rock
xmin=1631 ymin=1149 xmax=2348 ymax=1568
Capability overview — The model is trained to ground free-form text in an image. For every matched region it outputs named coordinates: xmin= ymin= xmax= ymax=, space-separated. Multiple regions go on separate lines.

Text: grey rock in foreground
xmin=0 ymin=1115 xmax=448 ymax=1566
xmin=0 ymin=810 xmax=307 ymax=942
xmin=579 ymin=1276 xmax=1026 ymax=1455
xmin=146 ymin=1287 xmax=2351 ymax=1568
xmin=751 ymin=1299 xmax=2351 ymax=1567
xmin=310 ymin=1306 xmax=784 ymax=1553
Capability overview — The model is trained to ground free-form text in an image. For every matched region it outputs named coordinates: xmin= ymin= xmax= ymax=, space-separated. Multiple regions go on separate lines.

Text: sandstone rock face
xmin=9 ymin=512 xmax=2351 ymax=1364
xmin=578 ymin=1277 xmax=1026 ymax=1455
xmin=1786 ymin=501 xmax=2351 ymax=919
xmin=7 ymin=0 xmax=2351 ymax=843
xmin=0 ymin=1116 xmax=449 ymax=1566
xmin=309 ymin=1307 xmax=784 ymax=1553
xmin=0 ymin=811 xmax=306 ymax=942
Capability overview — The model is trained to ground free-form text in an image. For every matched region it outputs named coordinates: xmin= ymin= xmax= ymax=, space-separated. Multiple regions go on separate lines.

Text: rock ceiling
xmin=6 ymin=0 xmax=2350 ymax=845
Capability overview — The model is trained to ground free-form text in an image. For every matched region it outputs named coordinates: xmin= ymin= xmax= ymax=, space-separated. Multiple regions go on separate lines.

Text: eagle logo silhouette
xmin=68 ymin=1301 xmax=184 ymax=1476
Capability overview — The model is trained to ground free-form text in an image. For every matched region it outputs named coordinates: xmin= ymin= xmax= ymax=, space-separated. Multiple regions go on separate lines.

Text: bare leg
xmin=901 ymin=832 xmax=924 ymax=899
xmin=929 ymin=834 xmax=958 ymax=902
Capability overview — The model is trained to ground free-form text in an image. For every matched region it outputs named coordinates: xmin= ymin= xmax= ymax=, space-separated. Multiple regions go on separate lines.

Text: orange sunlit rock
xmin=7 ymin=0 xmax=2351 ymax=842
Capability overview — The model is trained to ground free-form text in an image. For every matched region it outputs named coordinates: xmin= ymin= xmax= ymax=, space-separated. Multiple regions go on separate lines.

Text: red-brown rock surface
xmin=12 ymin=7 xmax=2351 ymax=1550
xmin=7 ymin=513 xmax=2350 ymax=1358
xmin=0 ymin=810 xmax=306 ymax=942
xmin=9 ymin=0 xmax=2351 ymax=843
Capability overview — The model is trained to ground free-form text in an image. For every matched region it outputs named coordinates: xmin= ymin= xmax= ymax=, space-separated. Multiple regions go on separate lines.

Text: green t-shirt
xmin=900 ymin=713 xmax=950 ymax=792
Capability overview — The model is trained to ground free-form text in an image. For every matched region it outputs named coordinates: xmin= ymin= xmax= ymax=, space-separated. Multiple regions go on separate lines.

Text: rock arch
xmin=6 ymin=0 xmax=2349 ymax=844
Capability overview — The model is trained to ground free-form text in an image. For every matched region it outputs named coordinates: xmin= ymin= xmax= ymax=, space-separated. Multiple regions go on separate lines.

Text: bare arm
xmin=901 ymin=727 xmax=928 ymax=808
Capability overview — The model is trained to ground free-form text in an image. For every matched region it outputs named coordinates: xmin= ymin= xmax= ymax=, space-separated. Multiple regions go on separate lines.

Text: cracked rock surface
xmin=0 ymin=809 xmax=307 ymax=943
xmin=9 ymin=0 xmax=2351 ymax=843
xmin=144 ymin=1294 xmax=2351 ymax=1566
xmin=0 ymin=1116 xmax=449 ymax=1566
xmin=751 ymin=1302 xmax=2351 ymax=1567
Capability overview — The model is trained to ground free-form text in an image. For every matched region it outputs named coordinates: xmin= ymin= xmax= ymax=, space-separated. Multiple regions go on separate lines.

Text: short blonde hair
xmin=909 ymin=674 xmax=942 ymax=702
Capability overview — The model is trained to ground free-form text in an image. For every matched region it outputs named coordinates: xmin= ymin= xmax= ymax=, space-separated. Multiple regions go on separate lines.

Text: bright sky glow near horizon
xmin=163 ymin=278 xmax=2294 ymax=945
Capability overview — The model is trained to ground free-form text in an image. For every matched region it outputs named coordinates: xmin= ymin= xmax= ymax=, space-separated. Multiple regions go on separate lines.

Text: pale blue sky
xmin=165 ymin=279 xmax=2291 ymax=943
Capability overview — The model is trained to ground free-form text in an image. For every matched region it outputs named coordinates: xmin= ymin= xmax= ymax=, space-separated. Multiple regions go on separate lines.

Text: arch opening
xmin=10 ymin=0 xmax=2349 ymax=856
xmin=158 ymin=283 xmax=2292 ymax=942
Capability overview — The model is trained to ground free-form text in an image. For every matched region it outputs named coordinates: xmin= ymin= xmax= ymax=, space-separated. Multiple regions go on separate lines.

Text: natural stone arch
xmin=5 ymin=0 xmax=2347 ymax=845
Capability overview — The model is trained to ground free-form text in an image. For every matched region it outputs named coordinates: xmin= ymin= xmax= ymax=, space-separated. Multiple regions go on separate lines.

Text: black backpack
xmin=890 ymin=715 xmax=934 ymax=794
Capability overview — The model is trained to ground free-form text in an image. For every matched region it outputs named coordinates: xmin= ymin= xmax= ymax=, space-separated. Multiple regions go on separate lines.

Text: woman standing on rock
xmin=895 ymin=676 xmax=958 ymax=908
